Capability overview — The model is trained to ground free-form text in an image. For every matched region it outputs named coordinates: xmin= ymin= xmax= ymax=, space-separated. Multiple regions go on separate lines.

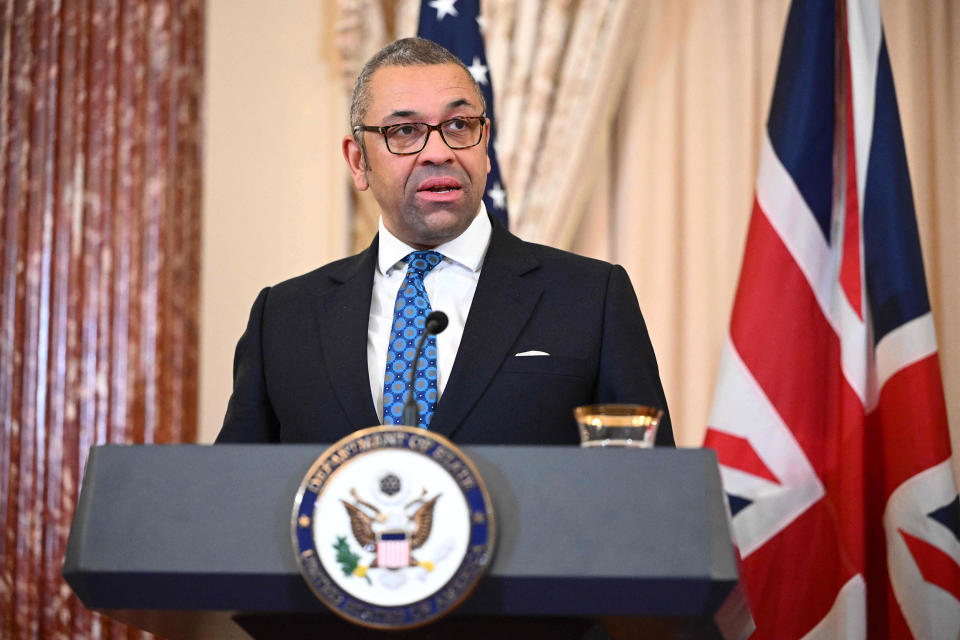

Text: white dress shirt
xmin=367 ymin=205 xmax=492 ymax=420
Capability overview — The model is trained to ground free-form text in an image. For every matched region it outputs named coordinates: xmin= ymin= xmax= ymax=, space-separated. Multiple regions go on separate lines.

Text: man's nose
xmin=418 ymin=130 xmax=455 ymax=164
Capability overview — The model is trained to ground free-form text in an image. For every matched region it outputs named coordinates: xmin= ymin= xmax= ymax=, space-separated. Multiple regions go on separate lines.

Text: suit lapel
xmin=318 ymin=238 xmax=382 ymax=429
xmin=430 ymin=223 xmax=542 ymax=438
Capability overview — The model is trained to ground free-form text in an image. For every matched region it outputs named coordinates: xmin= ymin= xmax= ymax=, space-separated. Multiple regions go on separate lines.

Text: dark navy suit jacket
xmin=216 ymin=219 xmax=673 ymax=446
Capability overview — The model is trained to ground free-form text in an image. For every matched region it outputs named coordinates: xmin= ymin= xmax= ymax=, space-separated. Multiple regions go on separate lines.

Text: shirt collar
xmin=377 ymin=202 xmax=492 ymax=275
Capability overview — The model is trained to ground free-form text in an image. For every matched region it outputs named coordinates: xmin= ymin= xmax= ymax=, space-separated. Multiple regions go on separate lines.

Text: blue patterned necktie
xmin=382 ymin=251 xmax=443 ymax=428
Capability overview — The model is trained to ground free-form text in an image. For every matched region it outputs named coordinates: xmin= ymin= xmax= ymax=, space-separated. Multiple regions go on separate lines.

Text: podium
xmin=63 ymin=445 xmax=751 ymax=639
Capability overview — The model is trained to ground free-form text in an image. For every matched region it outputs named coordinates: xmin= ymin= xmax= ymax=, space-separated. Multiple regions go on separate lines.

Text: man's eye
xmin=445 ymin=118 xmax=468 ymax=132
xmin=390 ymin=125 xmax=419 ymax=138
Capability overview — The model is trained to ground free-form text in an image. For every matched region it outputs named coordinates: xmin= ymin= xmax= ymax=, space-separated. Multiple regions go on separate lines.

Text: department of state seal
xmin=292 ymin=426 xmax=496 ymax=630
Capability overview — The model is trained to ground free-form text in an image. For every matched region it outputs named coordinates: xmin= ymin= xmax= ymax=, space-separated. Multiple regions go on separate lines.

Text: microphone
xmin=402 ymin=311 xmax=448 ymax=427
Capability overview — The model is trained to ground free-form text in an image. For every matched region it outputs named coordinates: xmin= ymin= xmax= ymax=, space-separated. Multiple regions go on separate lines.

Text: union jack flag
xmin=418 ymin=0 xmax=509 ymax=227
xmin=704 ymin=0 xmax=960 ymax=637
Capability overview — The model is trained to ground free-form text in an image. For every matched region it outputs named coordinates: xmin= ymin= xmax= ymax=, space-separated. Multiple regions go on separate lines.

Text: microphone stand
xmin=402 ymin=311 xmax=448 ymax=427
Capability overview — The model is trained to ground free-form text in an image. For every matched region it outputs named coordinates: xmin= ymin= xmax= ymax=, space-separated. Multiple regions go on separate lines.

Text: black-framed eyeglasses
xmin=353 ymin=116 xmax=487 ymax=155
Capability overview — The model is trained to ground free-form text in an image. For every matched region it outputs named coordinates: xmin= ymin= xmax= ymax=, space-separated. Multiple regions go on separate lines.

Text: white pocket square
xmin=515 ymin=350 xmax=550 ymax=357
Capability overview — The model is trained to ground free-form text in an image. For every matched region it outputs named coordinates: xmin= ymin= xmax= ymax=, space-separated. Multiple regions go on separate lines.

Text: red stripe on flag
xmin=741 ymin=499 xmax=858 ymax=639
xmin=839 ymin=40 xmax=863 ymax=319
xmin=871 ymin=354 xmax=952 ymax=500
xmin=884 ymin=579 xmax=915 ymax=639
xmin=704 ymin=429 xmax=780 ymax=484
xmin=899 ymin=529 xmax=960 ymax=603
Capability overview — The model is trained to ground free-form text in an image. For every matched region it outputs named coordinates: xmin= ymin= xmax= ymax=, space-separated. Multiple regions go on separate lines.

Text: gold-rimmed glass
xmin=575 ymin=404 xmax=663 ymax=448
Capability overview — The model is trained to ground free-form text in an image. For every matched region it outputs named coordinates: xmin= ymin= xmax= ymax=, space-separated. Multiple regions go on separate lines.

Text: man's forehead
xmin=367 ymin=63 xmax=481 ymax=119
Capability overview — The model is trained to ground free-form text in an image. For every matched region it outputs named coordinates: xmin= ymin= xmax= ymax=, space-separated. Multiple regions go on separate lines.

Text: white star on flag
xmin=429 ymin=0 xmax=458 ymax=21
xmin=487 ymin=182 xmax=506 ymax=210
xmin=476 ymin=15 xmax=487 ymax=33
xmin=467 ymin=56 xmax=488 ymax=85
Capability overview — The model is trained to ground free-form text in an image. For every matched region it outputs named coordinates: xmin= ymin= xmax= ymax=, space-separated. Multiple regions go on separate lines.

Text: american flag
xmin=377 ymin=532 xmax=411 ymax=569
xmin=418 ymin=0 xmax=509 ymax=227
xmin=704 ymin=0 xmax=960 ymax=637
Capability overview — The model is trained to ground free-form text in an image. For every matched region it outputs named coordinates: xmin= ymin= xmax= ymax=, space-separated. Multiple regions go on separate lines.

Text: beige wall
xmin=200 ymin=0 xmax=348 ymax=442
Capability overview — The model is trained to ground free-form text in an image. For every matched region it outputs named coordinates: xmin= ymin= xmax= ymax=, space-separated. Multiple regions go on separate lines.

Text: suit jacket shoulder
xmin=216 ymin=239 xmax=380 ymax=443
xmin=265 ymin=238 xmax=378 ymax=306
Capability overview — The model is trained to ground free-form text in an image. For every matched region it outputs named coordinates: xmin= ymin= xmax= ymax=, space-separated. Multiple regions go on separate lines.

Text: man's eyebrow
xmin=384 ymin=109 xmax=418 ymax=121
xmin=445 ymin=98 xmax=476 ymax=110
xmin=383 ymin=98 xmax=479 ymax=123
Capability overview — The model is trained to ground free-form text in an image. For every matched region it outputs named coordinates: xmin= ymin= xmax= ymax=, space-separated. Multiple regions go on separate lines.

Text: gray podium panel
xmin=63 ymin=445 xmax=746 ymax=638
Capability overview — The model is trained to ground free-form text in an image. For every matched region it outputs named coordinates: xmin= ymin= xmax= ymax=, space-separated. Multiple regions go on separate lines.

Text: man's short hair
xmin=349 ymin=37 xmax=486 ymax=131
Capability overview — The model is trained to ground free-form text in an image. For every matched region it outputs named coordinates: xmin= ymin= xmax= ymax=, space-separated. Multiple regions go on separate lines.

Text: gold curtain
xmin=0 ymin=1 xmax=203 ymax=637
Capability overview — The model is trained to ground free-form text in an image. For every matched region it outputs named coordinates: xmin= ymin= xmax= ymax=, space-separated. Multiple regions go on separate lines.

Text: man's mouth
xmin=417 ymin=177 xmax=462 ymax=194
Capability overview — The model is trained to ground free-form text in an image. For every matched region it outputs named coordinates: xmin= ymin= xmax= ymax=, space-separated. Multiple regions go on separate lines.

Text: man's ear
xmin=342 ymin=136 xmax=369 ymax=191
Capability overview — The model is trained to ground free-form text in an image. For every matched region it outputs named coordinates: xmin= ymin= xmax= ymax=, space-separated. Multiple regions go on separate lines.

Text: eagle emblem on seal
xmin=335 ymin=472 xmax=443 ymax=582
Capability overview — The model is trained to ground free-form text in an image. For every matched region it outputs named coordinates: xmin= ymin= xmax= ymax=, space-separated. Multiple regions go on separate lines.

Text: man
xmin=216 ymin=38 xmax=673 ymax=446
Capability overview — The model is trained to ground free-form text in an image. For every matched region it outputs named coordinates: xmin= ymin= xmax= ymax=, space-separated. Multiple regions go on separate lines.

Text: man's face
xmin=343 ymin=64 xmax=491 ymax=249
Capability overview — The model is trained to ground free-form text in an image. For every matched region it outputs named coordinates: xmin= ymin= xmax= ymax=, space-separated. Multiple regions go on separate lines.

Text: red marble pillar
xmin=0 ymin=1 xmax=203 ymax=637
